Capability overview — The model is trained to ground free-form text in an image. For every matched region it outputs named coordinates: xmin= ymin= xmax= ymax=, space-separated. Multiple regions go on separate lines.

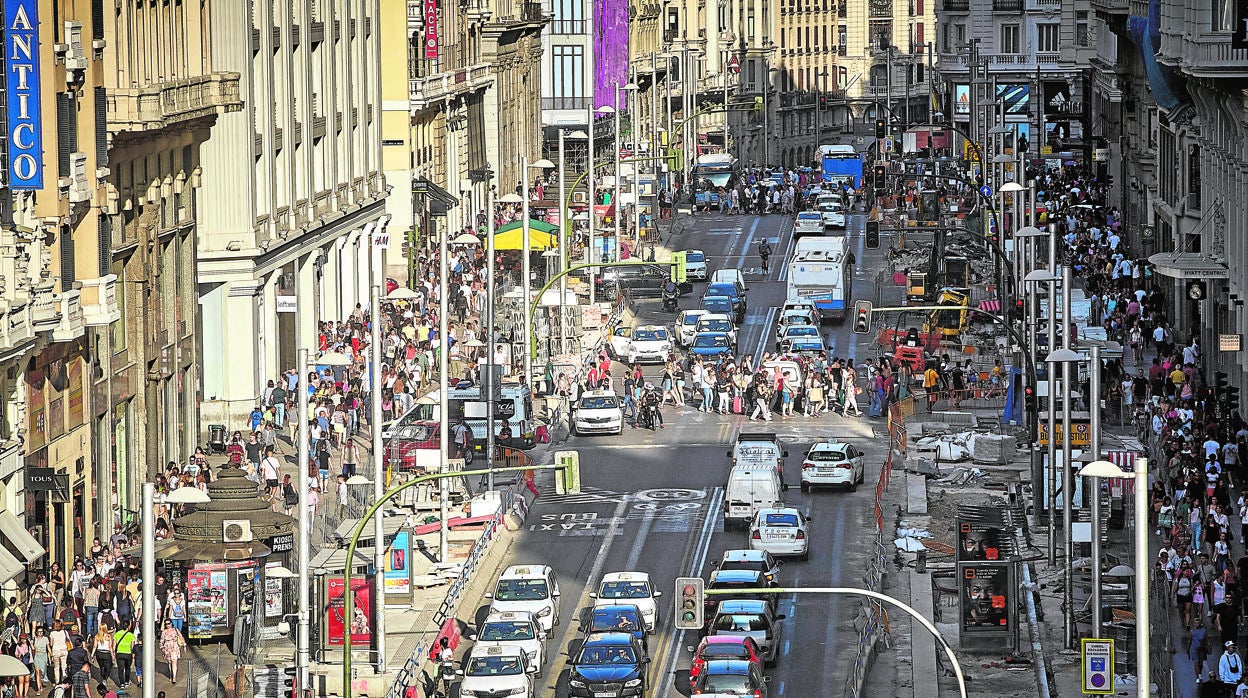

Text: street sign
xmin=1220 ymin=334 xmax=1242 ymax=352
xmin=727 ymin=54 xmax=740 ymax=74
xmin=979 ymin=185 xmax=992 ymax=199
xmin=1080 ymin=638 xmax=1114 ymax=694
xmin=1037 ymin=419 xmax=1091 ymax=447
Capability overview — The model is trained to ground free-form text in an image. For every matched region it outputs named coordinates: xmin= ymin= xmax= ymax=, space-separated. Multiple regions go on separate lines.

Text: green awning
xmin=496 ymin=219 xmax=559 ymax=235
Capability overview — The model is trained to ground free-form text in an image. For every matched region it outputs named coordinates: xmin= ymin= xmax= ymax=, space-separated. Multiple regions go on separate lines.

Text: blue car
xmin=582 ymin=604 xmax=647 ymax=646
xmin=690 ymin=332 xmax=733 ymax=358
xmin=700 ymin=295 xmax=736 ymax=319
xmin=705 ymin=282 xmax=747 ymax=318
xmin=568 ymin=632 xmax=649 ymax=697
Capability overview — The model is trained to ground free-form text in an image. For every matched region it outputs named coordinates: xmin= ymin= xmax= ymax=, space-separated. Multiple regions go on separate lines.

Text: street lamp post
xmin=1089 ymin=344 xmax=1104 ymax=640
xmin=1077 ymin=458 xmax=1149 ymax=698
xmin=141 ymin=484 xmax=210 ymax=698
xmin=520 ymin=156 xmax=556 ymax=386
xmin=1047 ymin=337 xmax=1083 ymax=651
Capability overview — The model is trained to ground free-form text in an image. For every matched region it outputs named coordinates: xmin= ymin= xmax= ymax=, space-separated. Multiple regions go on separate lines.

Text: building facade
xmin=1091 ymin=0 xmax=1244 ymax=408
xmin=774 ymin=0 xmax=842 ymax=165
xmin=196 ymin=0 xmax=390 ymax=431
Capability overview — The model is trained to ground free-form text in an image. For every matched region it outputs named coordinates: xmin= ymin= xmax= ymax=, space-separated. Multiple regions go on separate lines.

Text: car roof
xmin=499 ymin=565 xmax=552 ymax=579
xmin=483 ymin=610 xmax=537 ymax=623
xmin=797 ymin=211 xmax=822 ymax=219
xmin=757 ymin=507 xmax=803 ymax=517
xmin=601 ymin=571 xmax=651 ymax=583
xmin=718 ymin=600 xmax=768 ymax=613
xmin=808 ymin=440 xmax=851 ymax=452
xmin=711 ymin=569 xmax=766 ymax=582
xmin=702 ymin=295 xmax=733 ymax=302
xmin=582 ymin=390 xmax=618 ymax=398
xmin=681 ymin=309 xmax=710 ymax=319
xmin=722 ymin=549 xmax=769 ymax=562
xmin=583 ymin=632 xmax=636 ymax=646
xmin=592 ymin=603 xmax=643 ymax=614
xmin=699 ymin=313 xmax=733 ymax=323
xmin=704 ymin=634 xmax=755 ymax=646
xmin=636 ymin=325 xmax=666 ymax=332
xmin=686 ymin=248 xmax=705 ymax=255
xmin=703 ymin=659 xmax=753 ymax=674
xmin=469 ymin=643 xmax=528 ymax=658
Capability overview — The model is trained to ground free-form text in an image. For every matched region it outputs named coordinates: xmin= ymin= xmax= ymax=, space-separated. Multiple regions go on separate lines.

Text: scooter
xmin=662 ymin=288 xmax=678 ymax=312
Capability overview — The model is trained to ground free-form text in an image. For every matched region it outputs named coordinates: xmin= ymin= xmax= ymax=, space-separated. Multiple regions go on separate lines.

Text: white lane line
xmin=623 ymin=503 xmax=657 ymax=570
xmin=656 ymin=486 xmax=724 ymax=698
xmin=730 ymin=217 xmax=762 ymax=269
xmin=779 ymin=680 xmax=786 ymax=695
xmin=777 ymin=217 xmax=798 ymax=282
xmin=750 ymin=307 xmax=778 ymax=361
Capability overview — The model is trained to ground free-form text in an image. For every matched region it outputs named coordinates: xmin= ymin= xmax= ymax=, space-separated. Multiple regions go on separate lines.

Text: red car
xmin=688 ymin=635 xmax=763 ymax=690
xmin=387 ymin=421 xmax=475 ymax=470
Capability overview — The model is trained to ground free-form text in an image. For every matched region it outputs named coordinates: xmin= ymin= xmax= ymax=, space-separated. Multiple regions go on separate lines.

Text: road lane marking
xmin=623 ymin=503 xmax=658 ymax=570
xmin=750 ymin=307 xmax=779 ymax=361
xmin=655 ymin=486 xmax=724 ymax=698
xmin=730 ymin=217 xmax=761 ymax=268
xmin=777 ymin=217 xmax=797 ymax=282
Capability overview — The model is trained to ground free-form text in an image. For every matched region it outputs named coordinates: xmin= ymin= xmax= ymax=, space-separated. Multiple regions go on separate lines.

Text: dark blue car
xmin=700 ymin=295 xmax=739 ymax=322
xmin=691 ymin=332 xmax=733 ymax=358
xmin=705 ymin=282 xmax=747 ymax=318
xmin=568 ymin=632 xmax=649 ymax=697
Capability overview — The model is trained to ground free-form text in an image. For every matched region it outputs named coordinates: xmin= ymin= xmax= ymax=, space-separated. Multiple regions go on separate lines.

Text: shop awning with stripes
xmin=0 ymin=512 xmax=45 ymax=565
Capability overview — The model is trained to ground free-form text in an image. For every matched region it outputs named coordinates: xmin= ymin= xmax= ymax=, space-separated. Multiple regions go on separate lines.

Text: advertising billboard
xmin=326 ymin=576 xmax=374 ymax=646
xmin=1043 ymin=80 xmax=1076 ymax=116
xmin=994 ymin=84 xmax=1030 ymax=114
xmin=956 ymin=520 xmax=1003 ymax=562
xmin=187 ymin=567 xmax=229 ymax=639
xmin=954 ymin=85 xmax=971 ymax=116
xmin=958 ymin=561 xmax=1014 ymax=635
xmin=423 ymin=0 xmax=439 ymax=59
xmin=593 ymin=0 xmax=630 ymax=111
xmin=4 ymin=0 xmax=45 ymax=189
xmin=384 ymin=530 xmax=412 ymax=596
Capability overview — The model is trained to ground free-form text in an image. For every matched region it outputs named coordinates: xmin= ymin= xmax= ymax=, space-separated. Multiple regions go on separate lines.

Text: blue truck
xmin=819 ymin=144 xmax=863 ymax=190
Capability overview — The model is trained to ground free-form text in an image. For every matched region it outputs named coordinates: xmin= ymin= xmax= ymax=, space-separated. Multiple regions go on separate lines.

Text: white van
xmin=724 ymin=465 xmax=784 ymax=530
xmin=710 ymin=268 xmax=748 ymax=293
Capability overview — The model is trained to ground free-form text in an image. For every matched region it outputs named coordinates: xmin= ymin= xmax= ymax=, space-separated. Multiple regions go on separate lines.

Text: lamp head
xmin=1077 ymin=460 xmax=1134 ymax=479
xmin=1023 ymin=269 xmax=1057 ymax=283
xmin=1045 ymin=348 xmax=1083 ymax=363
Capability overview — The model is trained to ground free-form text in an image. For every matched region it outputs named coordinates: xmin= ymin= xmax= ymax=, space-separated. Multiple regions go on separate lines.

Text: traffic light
xmin=1225 ymin=384 xmax=1241 ymax=411
xmin=875 ymin=118 xmax=886 ymax=139
xmin=1024 ymin=385 xmax=1037 ymax=414
xmin=873 ymin=163 xmax=887 ymax=194
xmin=282 ymin=667 xmax=297 ymax=698
xmin=852 ymin=300 xmax=873 ymax=335
xmin=675 ymin=577 xmax=704 ymax=629
xmin=555 ymin=450 xmax=582 ymax=495
xmin=865 ymin=220 xmax=880 ymax=249
xmin=818 ymin=94 xmax=828 ymax=111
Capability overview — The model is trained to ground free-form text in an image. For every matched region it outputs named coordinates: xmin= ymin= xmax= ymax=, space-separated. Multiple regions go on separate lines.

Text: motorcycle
xmin=662 ymin=288 xmax=678 ymax=312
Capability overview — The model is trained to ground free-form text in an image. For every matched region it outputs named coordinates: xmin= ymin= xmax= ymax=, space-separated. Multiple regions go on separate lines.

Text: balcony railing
xmin=940 ymin=52 xmax=1061 ymax=69
xmin=1025 ymin=0 xmax=1061 ymax=10
xmin=51 ymin=290 xmax=84 ymax=342
xmin=1089 ymin=0 xmax=1128 ymax=11
xmin=1159 ymin=35 xmax=1248 ymax=74
xmin=993 ymin=0 xmax=1022 ymax=9
xmin=409 ymin=63 xmax=493 ymax=110
xmin=107 ymin=72 xmax=243 ymax=132
xmin=550 ymin=18 xmax=586 ymax=34
xmin=943 ymin=0 xmax=970 ymax=9
xmin=542 ymin=96 xmax=592 ymax=111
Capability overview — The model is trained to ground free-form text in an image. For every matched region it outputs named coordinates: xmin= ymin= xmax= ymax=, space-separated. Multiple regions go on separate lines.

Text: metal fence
xmin=844 ymin=402 xmax=903 ymax=697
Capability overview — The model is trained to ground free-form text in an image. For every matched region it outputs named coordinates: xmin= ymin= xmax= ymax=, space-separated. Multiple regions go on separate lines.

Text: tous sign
xmin=5 ymin=0 xmax=44 ymax=190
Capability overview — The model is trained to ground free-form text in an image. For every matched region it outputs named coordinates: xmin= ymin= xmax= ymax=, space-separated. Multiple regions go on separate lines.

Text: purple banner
xmin=593 ymin=0 xmax=629 ymax=111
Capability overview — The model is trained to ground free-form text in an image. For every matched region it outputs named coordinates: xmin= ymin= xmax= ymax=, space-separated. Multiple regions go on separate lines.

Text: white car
xmin=818 ymin=202 xmax=846 ymax=228
xmin=457 ymin=643 xmax=538 ymax=697
xmin=695 ymin=313 xmax=738 ymax=349
xmin=471 ymin=611 xmax=546 ymax=678
xmin=776 ymin=324 xmax=822 ymax=352
xmin=573 ymin=390 xmax=623 ymax=436
xmin=775 ymin=309 xmax=818 ymax=341
xmin=748 ymin=507 xmax=811 ymax=560
xmin=685 ymin=249 xmax=709 ymax=280
xmin=794 ymin=211 xmax=825 ymax=237
xmin=590 ymin=571 xmax=662 ymax=633
xmin=486 ymin=565 xmax=561 ymax=633
xmin=622 ymin=325 xmax=673 ymax=364
xmin=800 ymin=440 xmax=866 ymax=491
xmin=676 ymin=309 xmax=711 ymax=346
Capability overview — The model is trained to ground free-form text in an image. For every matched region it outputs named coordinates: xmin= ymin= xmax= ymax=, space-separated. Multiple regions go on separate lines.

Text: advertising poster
xmin=237 ymin=567 xmax=256 ymax=617
xmin=326 ymin=576 xmax=373 ymax=646
xmin=264 ymin=563 xmax=285 ymax=619
xmin=384 ymin=530 xmax=412 ymax=596
xmin=956 ymin=521 xmax=1003 ymax=562
xmin=187 ymin=570 xmax=214 ymax=638
xmin=994 ymin=84 xmax=1030 ymax=114
xmin=958 ymin=562 xmax=1013 ymax=634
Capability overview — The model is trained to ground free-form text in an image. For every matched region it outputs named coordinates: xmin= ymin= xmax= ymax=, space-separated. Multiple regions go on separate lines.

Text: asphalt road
xmin=466 ymin=208 xmax=895 ymax=698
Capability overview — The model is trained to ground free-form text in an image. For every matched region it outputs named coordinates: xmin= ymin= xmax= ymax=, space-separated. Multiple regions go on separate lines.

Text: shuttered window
xmin=91 ymin=0 xmax=105 ymax=39
xmin=60 ymin=228 xmax=76 ymax=288
xmin=94 ymin=87 xmax=108 ymax=165
xmin=57 ymin=93 xmax=72 ymax=177
xmin=97 ymin=215 xmax=112 ymax=277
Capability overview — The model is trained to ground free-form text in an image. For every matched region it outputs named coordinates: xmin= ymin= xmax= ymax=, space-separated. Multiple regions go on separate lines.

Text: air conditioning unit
xmin=223 ymin=519 xmax=254 ymax=543
xmin=572 ymin=191 xmax=587 ymax=204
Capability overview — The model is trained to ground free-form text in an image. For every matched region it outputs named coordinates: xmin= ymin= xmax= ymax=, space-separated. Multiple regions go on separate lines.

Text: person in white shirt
xmin=1220 ymin=642 xmax=1243 ymax=689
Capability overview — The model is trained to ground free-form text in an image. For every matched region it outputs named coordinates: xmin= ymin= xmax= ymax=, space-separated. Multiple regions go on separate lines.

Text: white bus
xmin=786 ymin=237 xmax=855 ymax=321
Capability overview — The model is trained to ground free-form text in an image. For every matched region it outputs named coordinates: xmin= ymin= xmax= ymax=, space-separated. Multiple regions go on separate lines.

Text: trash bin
xmin=209 ymin=424 xmax=227 ymax=453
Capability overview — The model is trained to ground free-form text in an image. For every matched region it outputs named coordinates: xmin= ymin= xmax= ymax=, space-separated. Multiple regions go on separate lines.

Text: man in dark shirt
xmin=154 ymin=573 xmax=170 ymax=614
xmin=71 ymin=661 xmax=92 ymax=698
xmin=270 ymin=383 xmax=288 ymax=428
xmin=67 ymin=637 xmax=89 ymax=673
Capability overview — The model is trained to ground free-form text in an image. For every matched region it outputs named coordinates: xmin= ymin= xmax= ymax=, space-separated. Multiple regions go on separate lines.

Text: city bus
xmin=818 ymin=144 xmax=863 ymax=190
xmin=691 ymin=153 xmax=739 ymax=210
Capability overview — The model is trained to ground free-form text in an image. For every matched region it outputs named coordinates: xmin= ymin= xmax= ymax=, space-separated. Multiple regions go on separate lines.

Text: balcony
xmin=1025 ymin=0 xmax=1062 ymax=10
xmin=992 ymin=0 xmax=1022 ymax=9
xmin=939 ymin=52 xmax=1061 ymax=70
xmin=80 ymin=275 xmax=121 ymax=328
xmin=1089 ymin=0 xmax=1128 ymax=12
xmin=1158 ymin=35 xmax=1248 ymax=77
xmin=541 ymin=96 xmax=592 ymax=111
xmin=942 ymin=0 xmax=969 ymax=9
xmin=408 ymin=63 xmax=493 ymax=112
xmin=50 ymin=290 xmax=84 ymax=342
xmin=29 ymin=283 xmax=60 ymax=328
xmin=107 ymin=72 xmax=243 ymax=132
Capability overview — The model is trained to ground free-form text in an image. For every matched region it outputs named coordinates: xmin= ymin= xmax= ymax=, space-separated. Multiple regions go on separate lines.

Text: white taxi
xmin=456 ymin=643 xmax=537 ymax=697
xmin=684 ymin=249 xmax=709 ymax=280
xmin=618 ymin=325 xmax=673 ymax=364
xmin=589 ymin=571 xmax=663 ymax=633
xmin=676 ymin=309 xmax=711 ymax=347
xmin=748 ymin=507 xmax=810 ymax=560
xmin=799 ymin=440 xmax=865 ymax=491
xmin=485 ymin=565 xmax=561 ymax=633
xmin=471 ymin=611 xmax=547 ymax=677
xmin=794 ymin=211 xmax=825 ymax=237
xmin=573 ymin=390 xmax=623 ymax=436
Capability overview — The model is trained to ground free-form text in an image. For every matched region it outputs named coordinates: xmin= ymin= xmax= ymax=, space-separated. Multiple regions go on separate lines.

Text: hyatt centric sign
xmin=5 ymin=0 xmax=45 ymax=189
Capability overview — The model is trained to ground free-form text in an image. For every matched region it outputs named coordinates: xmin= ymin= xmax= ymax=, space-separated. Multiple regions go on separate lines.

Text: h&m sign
xmin=4 ymin=0 xmax=45 ymax=189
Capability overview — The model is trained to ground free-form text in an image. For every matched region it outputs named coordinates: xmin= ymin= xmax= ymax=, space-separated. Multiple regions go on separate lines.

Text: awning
xmin=1147 ymin=252 xmax=1229 ymax=280
xmin=0 ymin=512 xmax=43 ymax=564
xmin=0 ymin=545 xmax=23 ymax=585
xmin=412 ymin=177 xmax=459 ymax=217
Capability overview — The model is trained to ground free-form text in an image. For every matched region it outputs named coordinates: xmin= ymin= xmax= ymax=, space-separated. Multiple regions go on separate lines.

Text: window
xmin=550 ymin=45 xmax=585 ymax=109
xmin=869 ymin=19 xmax=892 ymax=47
xmin=1159 ymin=128 xmax=1176 ymax=205
xmin=552 ymin=0 xmax=585 ymax=34
xmin=1187 ymin=144 xmax=1202 ymax=210
xmin=1037 ymin=23 xmax=1059 ymax=52
xmin=1076 ymin=11 xmax=1089 ymax=45
xmin=1000 ymin=24 xmax=1020 ymax=53
xmin=837 ymin=25 xmax=847 ymax=54
xmin=111 ymin=258 xmax=127 ymax=352
xmin=718 ymin=2 xmax=727 ymax=31
xmin=1212 ymin=0 xmax=1231 ymax=31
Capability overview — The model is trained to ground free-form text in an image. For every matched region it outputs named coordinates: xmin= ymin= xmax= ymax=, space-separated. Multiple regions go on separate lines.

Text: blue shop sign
xmin=5 ymin=0 xmax=45 ymax=190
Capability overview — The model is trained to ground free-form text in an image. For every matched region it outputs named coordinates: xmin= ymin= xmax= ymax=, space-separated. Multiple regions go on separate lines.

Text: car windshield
xmin=700 ymin=319 xmax=732 ymax=332
xmin=708 ymin=285 xmax=736 ymax=298
xmin=714 ymin=613 xmax=769 ymax=632
xmin=494 ymin=579 xmax=550 ymax=601
xmin=764 ymin=513 xmax=800 ymax=527
xmin=694 ymin=335 xmax=730 ymax=348
xmin=703 ymin=643 xmax=750 ymax=660
xmin=681 ymin=314 xmax=703 ymax=326
xmin=799 ymin=213 xmax=822 ymax=221
xmin=807 ymin=449 xmax=847 ymax=462
xmin=782 ymin=313 xmax=809 ymax=325
xmin=466 ymin=655 xmax=524 ymax=676
xmin=591 ymin=611 xmax=641 ymax=633
xmin=701 ymin=673 xmax=753 ymax=692
xmin=687 ymin=252 xmax=705 ymax=262
xmin=703 ymin=298 xmax=732 ymax=311
xmin=579 ymin=396 xmax=618 ymax=410
xmin=600 ymin=581 xmax=651 ymax=599
xmin=720 ymin=559 xmax=767 ymax=574
xmin=478 ymin=621 xmax=537 ymax=641
xmin=578 ymin=645 xmax=637 ymax=665
xmin=633 ymin=330 xmax=667 ymax=342
xmin=786 ymin=326 xmax=819 ymax=337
